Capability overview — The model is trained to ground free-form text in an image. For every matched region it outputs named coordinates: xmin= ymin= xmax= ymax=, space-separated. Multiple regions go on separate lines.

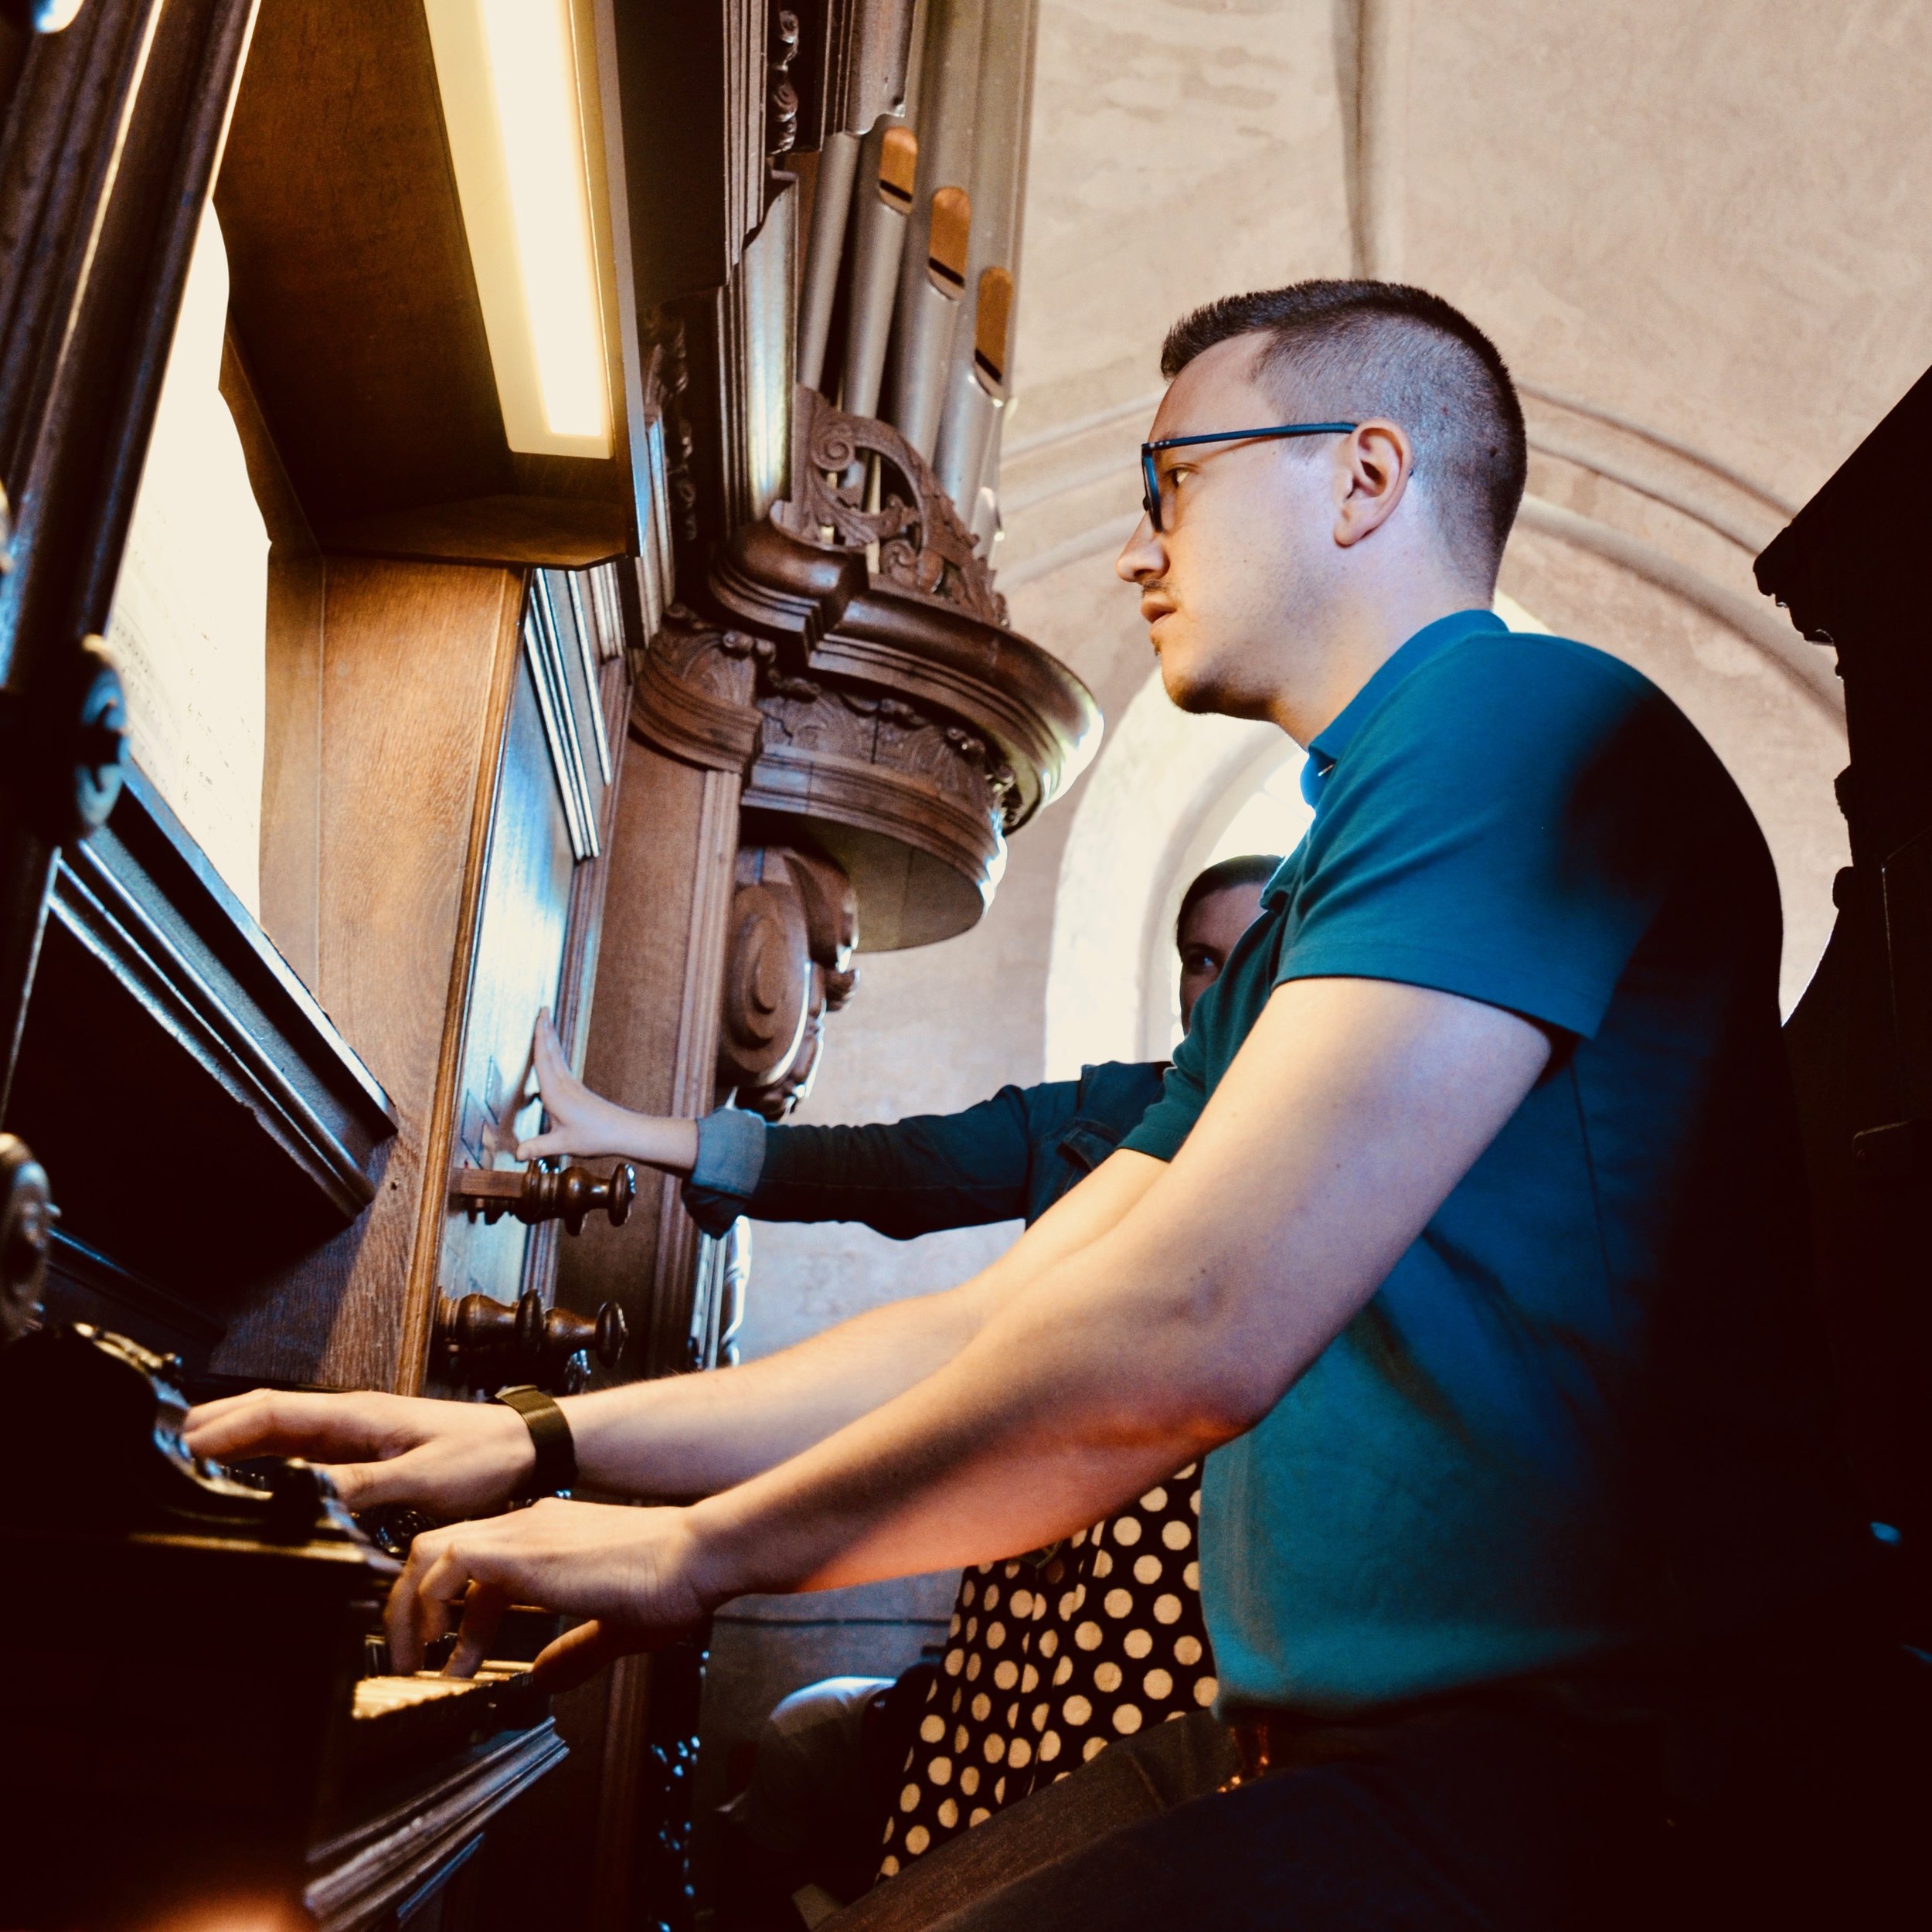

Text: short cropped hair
xmin=1176 ymin=853 xmax=1282 ymax=948
xmin=1161 ymin=281 xmax=1526 ymax=582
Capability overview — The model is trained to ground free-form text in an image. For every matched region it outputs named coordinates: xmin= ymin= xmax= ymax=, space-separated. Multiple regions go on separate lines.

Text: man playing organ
xmin=189 ymin=282 xmax=1870 ymax=1930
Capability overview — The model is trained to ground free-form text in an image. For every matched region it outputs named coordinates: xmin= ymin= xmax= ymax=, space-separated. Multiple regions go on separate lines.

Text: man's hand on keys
xmin=183 ymin=1388 xmax=536 ymax=1517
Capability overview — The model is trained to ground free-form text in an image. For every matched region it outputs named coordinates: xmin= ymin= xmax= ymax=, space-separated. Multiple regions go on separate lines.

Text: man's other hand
xmin=182 ymin=1388 xmax=535 ymax=1515
xmin=388 ymin=1497 xmax=713 ymax=1688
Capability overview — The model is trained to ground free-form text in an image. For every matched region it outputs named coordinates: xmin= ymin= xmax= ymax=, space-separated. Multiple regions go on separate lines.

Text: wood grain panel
xmin=213 ymin=558 xmax=522 ymax=1389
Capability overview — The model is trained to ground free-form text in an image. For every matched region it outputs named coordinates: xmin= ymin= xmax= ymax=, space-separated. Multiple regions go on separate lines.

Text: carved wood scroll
xmin=772 ymin=385 xmax=1009 ymax=626
xmin=717 ymin=843 xmax=856 ymax=1119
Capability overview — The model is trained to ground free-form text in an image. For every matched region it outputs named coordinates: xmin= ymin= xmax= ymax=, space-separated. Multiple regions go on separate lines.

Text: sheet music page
xmin=105 ymin=202 xmax=269 ymax=917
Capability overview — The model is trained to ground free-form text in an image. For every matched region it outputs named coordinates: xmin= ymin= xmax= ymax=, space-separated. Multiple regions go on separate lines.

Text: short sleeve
xmin=1279 ymin=640 xmax=1685 ymax=1039
xmin=1119 ymin=1006 xmax=1211 ymax=1162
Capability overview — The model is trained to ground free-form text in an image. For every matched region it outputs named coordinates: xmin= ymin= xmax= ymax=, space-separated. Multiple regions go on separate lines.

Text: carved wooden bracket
xmin=628 ymin=604 xmax=767 ymax=772
xmin=717 ymin=844 xmax=859 ymax=1118
xmin=772 ymin=386 xmax=1009 ymax=627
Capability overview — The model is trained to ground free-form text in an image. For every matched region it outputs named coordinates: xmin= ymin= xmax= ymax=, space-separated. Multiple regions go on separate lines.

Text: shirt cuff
xmin=690 ymin=1107 xmax=767 ymax=1197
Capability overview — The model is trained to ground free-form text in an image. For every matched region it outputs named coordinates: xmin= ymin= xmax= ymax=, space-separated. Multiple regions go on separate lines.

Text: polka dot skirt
xmin=876 ymin=1466 xmax=1216 ymax=1880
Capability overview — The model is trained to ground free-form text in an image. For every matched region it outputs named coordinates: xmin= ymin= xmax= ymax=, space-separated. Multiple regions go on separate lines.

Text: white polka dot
xmin=951 ymin=1689 xmax=964 ymax=1713
xmin=1195 ymin=1676 xmax=1219 ymax=1706
xmin=1104 ymin=1588 xmax=1133 ymax=1618
xmin=994 ymin=1776 xmax=1007 ymax=1803
xmin=1144 ymin=1668 xmax=1174 ymax=1699
xmin=1139 ymin=1485 xmax=1168 ymax=1511
xmin=1113 ymin=1702 xmax=1144 ymax=1735
xmin=1005 ymin=1701 xmax=1020 ymax=1727
xmin=1124 ymin=1628 xmax=1153 ymax=1659
xmin=1133 ymin=1553 xmax=1162 ymax=1584
xmin=994 ymin=1658 xmax=1019 ymax=1689
xmin=1009 ymin=1738 xmax=1032 ymax=1769
xmin=1154 ymin=1594 xmax=1182 ymax=1624
xmin=967 ymin=1653 xmax=983 ymax=1680
xmin=964 ymin=1617 xmax=978 ymax=1641
xmin=944 ymin=1648 xmax=964 ymax=1676
xmin=987 ymin=1620 xmax=1007 ymax=1649
xmin=920 ymin=1713 xmax=945 ymax=1743
xmin=1094 ymin=1661 xmax=1122 ymax=1692
xmin=1040 ymin=1730 xmax=1062 ymax=1761
xmin=1063 ymin=1694 xmax=1092 ymax=1725
xmin=881 ymin=1855 xmax=900 ymax=1877
xmin=1010 ymin=1589 xmax=1033 ymax=1617
xmin=984 ymin=1734 xmax=1005 ymax=1764
xmin=1032 ymin=1700 xmax=1049 ymax=1730
xmin=906 ymin=1825 xmax=930 ymax=1855
xmin=970 ymin=1807 xmax=992 ymax=1827
xmin=1174 ymin=1634 xmax=1203 ymax=1666
xmin=1053 ymin=1655 xmax=1073 ymax=1685
xmin=927 ymin=1756 xmax=952 ymax=1785
xmin=938 ymin=1798 xmax=959 ymax=1828
xmin=1021 ymin=1664 xmax=1039 ymax=1692
xmin=1183 ymin=1562 xmax=1199 ymax=1590
xmin=1032 ymin=1594 xmax=1049 ymax=1621
xmin=1039 ymin=1630 xmax=1060 ymax=1658
xmin=961 ymin=1765 xmax=980 ymax=1795
xmin=883 ymin=1818 xmax=896 ymax=1845
xmin=1189 ymin=1488 xmax=1201 ymax=1515
xmin=1113 ymin=1515 xmax=1142 ymax=1546
xmin=1091 ymin=1549 xmax=1114 ymax=1580
xmin=900 ymin=1783 xmax=921 ymax=1811
xmin=971 ymin=1692 xmax=991 ymax=1721
xmin=1070 ymin=1529 xmax=1088 ymax=1549
xmin=948 ymin=1614 xmax=961 ymax=1636
xmin=962 ymin=1580 xmax=978 ymax=1606
xmin=1075 ymin=1621 xmax=1102 ymax=1651
xmin=977 ymin=1562 xmax=994 ymax=1575
xmin=1057 ymin=1590 xmax=1080 ymax=1618
xmin=1083 ymin=1736 xmax=1107 ymax=1762
xmin=1162 ymin=1519 xmax=1192 ymax=1551
xmin=984 ymin=1583 xmax=1001 ymax=1610
xmin=1003 ymin=1560 xmax=1022 ymax=1578
xmin=955 ymin=1723 xmax=970 ymax=1752
xmin=1055 ymin=1770 xmax=1071 ymax=1783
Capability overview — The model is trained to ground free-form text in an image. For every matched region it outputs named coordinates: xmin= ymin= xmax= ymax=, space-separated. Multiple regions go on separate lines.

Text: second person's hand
xmin=515 ymin=1007 xmax=699 ymax=1175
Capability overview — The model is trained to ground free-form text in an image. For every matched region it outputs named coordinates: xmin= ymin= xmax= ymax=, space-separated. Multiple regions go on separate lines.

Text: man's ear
xmin=1332 ymin=420 xmax=1413 ymax=549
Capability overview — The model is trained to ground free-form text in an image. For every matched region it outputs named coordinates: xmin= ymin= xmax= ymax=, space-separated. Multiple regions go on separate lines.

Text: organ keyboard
xmin=0 ymin=1321 xmax=563 ymax=1931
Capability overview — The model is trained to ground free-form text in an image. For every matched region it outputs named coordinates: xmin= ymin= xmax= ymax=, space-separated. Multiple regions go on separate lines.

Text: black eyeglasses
xmin=1140 ymin=423 xmax=1358 ymax=532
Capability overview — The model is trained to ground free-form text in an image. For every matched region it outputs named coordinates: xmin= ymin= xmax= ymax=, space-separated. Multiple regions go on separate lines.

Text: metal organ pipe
xmin=885 ymin=0 xmax=985 ymax=457
xmin=797 ymin=131 xmax=860 ymax=389
xmin=933 ymin=0 xmax=1034 ymax=526
xmin=841 ymin=118 xmax=918 ymax=417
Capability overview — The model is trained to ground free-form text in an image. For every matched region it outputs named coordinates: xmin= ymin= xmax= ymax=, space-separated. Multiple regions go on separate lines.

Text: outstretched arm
xmin=388 ymin=977 xmax=1550 ymax=1681
xmin=183 ymin=1145 xmax=1160 ymax=1511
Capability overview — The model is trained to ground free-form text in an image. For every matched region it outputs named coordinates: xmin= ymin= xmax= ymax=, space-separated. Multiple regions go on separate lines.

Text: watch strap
xmin=495 ymin=1385 xmax=577 ymax=1502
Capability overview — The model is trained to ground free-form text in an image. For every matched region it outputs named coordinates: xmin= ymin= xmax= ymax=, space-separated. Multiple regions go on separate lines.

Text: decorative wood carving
xmin=716 ymin=844 xmax=858 ymax=1118
xmin=772 ymin=385 xmax=1008 ymax=625
xmin=767 ymin=6 xmax=801 ymax=158
xmin=628 ymin=604 xmax=767 ymax=774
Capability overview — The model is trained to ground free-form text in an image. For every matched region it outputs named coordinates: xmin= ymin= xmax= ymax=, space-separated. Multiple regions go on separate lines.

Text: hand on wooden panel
xmin=387 ymin=1496 xmax=712 ymax=1689
xmin=515 ymin=1007 xmax=699 ymax=1175
xmin=182 ymin=1387 xmax=536 ymax=1515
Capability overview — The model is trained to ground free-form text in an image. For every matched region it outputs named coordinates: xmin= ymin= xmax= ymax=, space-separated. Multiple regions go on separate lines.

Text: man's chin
xmin=1156 ymin=654 xmax=1221 ymax=716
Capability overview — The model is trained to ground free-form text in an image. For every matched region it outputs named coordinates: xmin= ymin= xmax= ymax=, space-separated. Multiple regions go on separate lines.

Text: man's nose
xmin=1116 ymin=514 xmax=1164 ymax=583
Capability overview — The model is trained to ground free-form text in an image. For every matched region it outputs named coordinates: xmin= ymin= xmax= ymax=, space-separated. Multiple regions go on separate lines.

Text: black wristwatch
xmin=495 ymin=1385 xmax=577 ymax=1503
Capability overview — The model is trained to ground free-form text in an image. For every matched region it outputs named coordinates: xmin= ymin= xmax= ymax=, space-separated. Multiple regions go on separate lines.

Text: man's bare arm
xmin=183 ymin=1148 xmax=1160 ymax=1511
xmin=384 ymin=977 xmax=1552 ymax=1676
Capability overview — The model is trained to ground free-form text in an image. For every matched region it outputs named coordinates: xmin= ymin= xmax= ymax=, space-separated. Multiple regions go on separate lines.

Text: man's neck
xmin=1270 ymin=581 xmax=1491 ymax=746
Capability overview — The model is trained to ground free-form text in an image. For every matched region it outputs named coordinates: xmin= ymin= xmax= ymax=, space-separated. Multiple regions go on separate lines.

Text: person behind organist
xmin=187 ymin=280 xmax=1879 ymax=1930
xmin=504 ymin=851 xmax=1278 ymax=1912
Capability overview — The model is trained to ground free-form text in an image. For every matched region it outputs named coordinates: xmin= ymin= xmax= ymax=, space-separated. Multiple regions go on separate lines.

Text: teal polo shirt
xmin=1122 ymin=609 xmax=1859 ymax=1715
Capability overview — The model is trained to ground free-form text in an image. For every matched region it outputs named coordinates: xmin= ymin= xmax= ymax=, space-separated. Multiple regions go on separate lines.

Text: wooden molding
xmin=320 ymin=495 xmax=633 ymax=572
xmin=627 ymin=604 xmax=766 ymax=774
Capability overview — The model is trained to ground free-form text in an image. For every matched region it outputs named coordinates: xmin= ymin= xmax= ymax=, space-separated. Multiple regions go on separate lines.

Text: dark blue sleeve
xmin=1277 ymin=639 xmax=1683 ymax=1039
xmin=726 ymin=1081 xmax=1082 ymax=1241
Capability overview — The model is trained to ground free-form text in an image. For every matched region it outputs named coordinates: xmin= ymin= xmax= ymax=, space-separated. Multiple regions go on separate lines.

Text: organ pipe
xmin=841 ymin=119 xmax=918 ymax=417
xmin=933 ymin=0 xmax=1036 ymax=519
xmin=797 ymin=131 xmax=859 ymax=389
xmin=884 ymin=0 xmax=985 ymax=457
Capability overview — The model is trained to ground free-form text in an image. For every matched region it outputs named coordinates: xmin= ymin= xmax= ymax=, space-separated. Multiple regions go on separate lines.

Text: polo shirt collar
xmin=1297 ymin=607 xmax=1508 ymax=815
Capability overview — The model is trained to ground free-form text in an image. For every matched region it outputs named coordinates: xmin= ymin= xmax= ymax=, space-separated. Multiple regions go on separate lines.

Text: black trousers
xmin=822 ymin=1658 xmax=1925 ymax=1932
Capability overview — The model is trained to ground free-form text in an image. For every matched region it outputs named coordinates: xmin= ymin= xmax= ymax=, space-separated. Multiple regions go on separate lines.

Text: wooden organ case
xmin=0 ymin=2 xmax=1090 ymax=1930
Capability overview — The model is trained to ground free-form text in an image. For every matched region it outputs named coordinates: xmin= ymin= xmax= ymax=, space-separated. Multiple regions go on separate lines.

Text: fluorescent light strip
xmin=427 ymin=0 xmax=612 ymax=458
